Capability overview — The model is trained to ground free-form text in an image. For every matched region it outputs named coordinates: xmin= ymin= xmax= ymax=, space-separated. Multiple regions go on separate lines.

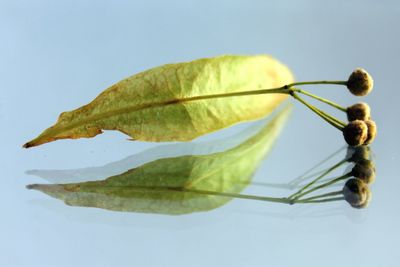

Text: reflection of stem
xmin=297 ymin=197 xmax=344 ymax=203
xmin=289 ymin=145 xmax=346 ymax=187
xmin=180 ymin=188 xmax=342 ymax=205
xmin=297 ymin=190 xmax=342 ymax=202
xmin=289 ymin=158 xmax=348 ymax=199
xmin=177 ymin=187 xmax=344 ymax=205
xmin=292 ymin=173 xmax=352 ymax=201
xmin=77 ymin=184 xmax=344 ymax=205
xmin=247 ymin=146 xmax=347 ymax=190
xmin=28 ymin=178 xmax=347 ymax=206
xmin=232 ymin=146 xmax=352 ymax=205
xmin=181 ymin=188 xmax=292 ymax=204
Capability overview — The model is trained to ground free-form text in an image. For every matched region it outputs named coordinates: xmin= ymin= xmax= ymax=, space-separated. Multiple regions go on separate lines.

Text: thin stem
xmin=297 ymin=197 xmax=345 ymax=204
xmin=180 ymin=87 xmax=290 ymax=101
xmin=181 ymin=188 xmax=342 ymax=205
xmin=291 ymin=92 xmax=344 ymax=130
xmin=289 ymin=158 xmax=348 ymax=199
xmin=180 ymin=188 xmax=292 ymax=204
xmin=289 ymin=146 xmax=347 ymax=186
xmin=293 ymin=90 xmax=346 ymax=127
xmin=288 ymin=80 xmax=348 ymax=87
xmin=293 ymin=173 xmax=352 ymax=200
xmin=30 ymin=182 xmax=345 ymax=206
xmin=316 ymin=107 xmax=347 ymax=127
xmin=204 ymin=87 xmax=346 ymax=129
xmin=206 ymin=80 xmax=348 ymax=100
xmin=297 ymin=190 xmax=342 ymax=202
xmin=295 ymin=89 xmax=347 ymax=112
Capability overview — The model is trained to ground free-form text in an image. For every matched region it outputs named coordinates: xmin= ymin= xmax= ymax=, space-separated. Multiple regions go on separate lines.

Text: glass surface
xmin=1 ymin=1 xmax=399 ymax=266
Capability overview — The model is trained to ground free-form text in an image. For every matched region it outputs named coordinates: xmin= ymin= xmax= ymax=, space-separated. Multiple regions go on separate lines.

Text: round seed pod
xmin=351 ymin=159 xmax=376 ymax=184
xmin=343 ymin=120 xmax=368 ymax=147
xmin=364 ymin=120 xmax=377 ymax=145
xmin=347 ymin=146 xmax=371 ymax=162
xmin=347 ymin=68 xmax=373 ymax=96
xmin=347 ymin=102 xmax=371 ymax=121
xmin=342 ymin=178 xmax=371 ymax=208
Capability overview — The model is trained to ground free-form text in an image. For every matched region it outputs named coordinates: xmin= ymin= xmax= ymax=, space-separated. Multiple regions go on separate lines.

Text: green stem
xmin=292 ymin=90 xmax=346 ymax=127
xmin=291 ymin=92 xmax=344 ymax=130
xmin=181 ymin=188 xmax=342 ymax=205
xmin=179 ymin=188 xmax=292 ymax=204
xmin=295 ymin=89 xmax=347 ymax=112
xmin=297 ymin=190 xmax=342 ymax=202
xmin=181 ymin=87 xmax=348 ymax=131
xmin=288 ymin=81 xmax=348 ymax=87
xmin=288 ymin=146 xmax=346 ymax=186
xmin=297 ymin=197 xmax=345 ymax=203
xmin=293 ymin=173 xmax=352 ymax=200
xmin=200 ymin=80 xmax=349 ymax=101
xmin=198 ymin=87 xmax=347 ymax=128
xmin=180 ymin=87 xmax=290 ymax=101
xmin=289 ymin=158 xmax=348 ymax=199
xmin=316 ymin=107 xmax=347 ymax=127
xmin=29 ymin=182 xmax=344 ymax=206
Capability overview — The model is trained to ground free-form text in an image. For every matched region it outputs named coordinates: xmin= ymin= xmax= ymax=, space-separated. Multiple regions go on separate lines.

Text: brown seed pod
xmin=342 ymin=178 xmax=371 ymax=208
xmin=351 ymin=159 xmax=376 ymax=184
xmin=347 ymin=68 xmax=373 ymax=96
xmin=347 ymin=102 xmax=371 ymax=121
xmin=343 ymin=120 xmax=368 ymax=146
xmin=364 ymin=120 xmax=377 ymax=145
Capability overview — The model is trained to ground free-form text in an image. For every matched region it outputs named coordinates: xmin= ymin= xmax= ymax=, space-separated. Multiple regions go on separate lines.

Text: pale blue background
xmin=1 ymin=1 xmax=399 ymax=266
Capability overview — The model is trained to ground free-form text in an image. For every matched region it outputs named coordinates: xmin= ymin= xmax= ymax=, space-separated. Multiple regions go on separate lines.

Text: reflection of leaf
xmin=28 ymin=105 xmax=292 ymax=215
xmin=25 ymin=120 xmax=270 ymax=183
xmin=24 ymin=55 xmax=293 ymax=148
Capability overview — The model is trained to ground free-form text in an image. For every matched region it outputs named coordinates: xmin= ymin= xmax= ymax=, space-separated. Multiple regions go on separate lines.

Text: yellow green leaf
xmin=24 ymin=55 xmax=293 ymax=148
xmin=27 ymin=105 xmax=292 ymax=215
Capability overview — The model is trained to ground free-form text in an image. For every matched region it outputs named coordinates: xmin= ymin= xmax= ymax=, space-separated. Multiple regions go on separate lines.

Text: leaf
xmin=23 ymin=55 xmax=293 ymax=148
xmin=27 ymin=105 xmax=292 ymax=215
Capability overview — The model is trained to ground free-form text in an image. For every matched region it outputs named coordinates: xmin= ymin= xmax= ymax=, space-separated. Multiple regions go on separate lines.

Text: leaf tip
xmin=26 ymin=183 xmax=60 ymax=193
xmin=22 ymin=141 xmax=34 ymax=149
xmin=26 ymin=184 xmax=38 ymax=190
xmin=23 ymin=135 xmax=52 ymax=148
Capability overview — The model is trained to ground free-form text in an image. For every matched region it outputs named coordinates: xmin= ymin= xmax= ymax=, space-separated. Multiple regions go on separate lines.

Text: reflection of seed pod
xmin=343 ymin=120 xmax=368 ymax=146
xmin=347 ymin=103 xmax=371 ymax=121
xmin=342 ymin=178 xmax=371 ymax=208
xmin=347 ymin=146 xmax=371 ymax=162
xmin=351 ymin=159 xmax=376 ymax=184
xmin=364 ymin=120 xmax=377 ymax=145
xmin=347 ymin=68 xmax=374 ymax=96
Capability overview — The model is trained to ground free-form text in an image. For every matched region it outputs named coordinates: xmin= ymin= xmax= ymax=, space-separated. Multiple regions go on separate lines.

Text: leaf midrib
xmin=42 ymin=88 xmax=282 ymax=139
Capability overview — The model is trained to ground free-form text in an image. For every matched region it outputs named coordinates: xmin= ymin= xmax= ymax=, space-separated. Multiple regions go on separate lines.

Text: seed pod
xmin=343 ymin=120 xmax=368 ymax=146
xmin=342 ymin=178 xmax=371 ymax=208
xmin=347 ymin=102 xmax=371 ymax=121
xmin=351 ymin=159 xmax=376 ymax=184
xmin=364 ymin=120 xmax=377 ymax=145
xmin=347 ymin=68 xmax=373 ymax=96
xmin=347 ymin=146 xmax=371 ymax=162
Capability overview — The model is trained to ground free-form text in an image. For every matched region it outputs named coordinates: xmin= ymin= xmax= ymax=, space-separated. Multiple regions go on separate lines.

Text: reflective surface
xmin=1 ymin=1 xmax=399 ymax=266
